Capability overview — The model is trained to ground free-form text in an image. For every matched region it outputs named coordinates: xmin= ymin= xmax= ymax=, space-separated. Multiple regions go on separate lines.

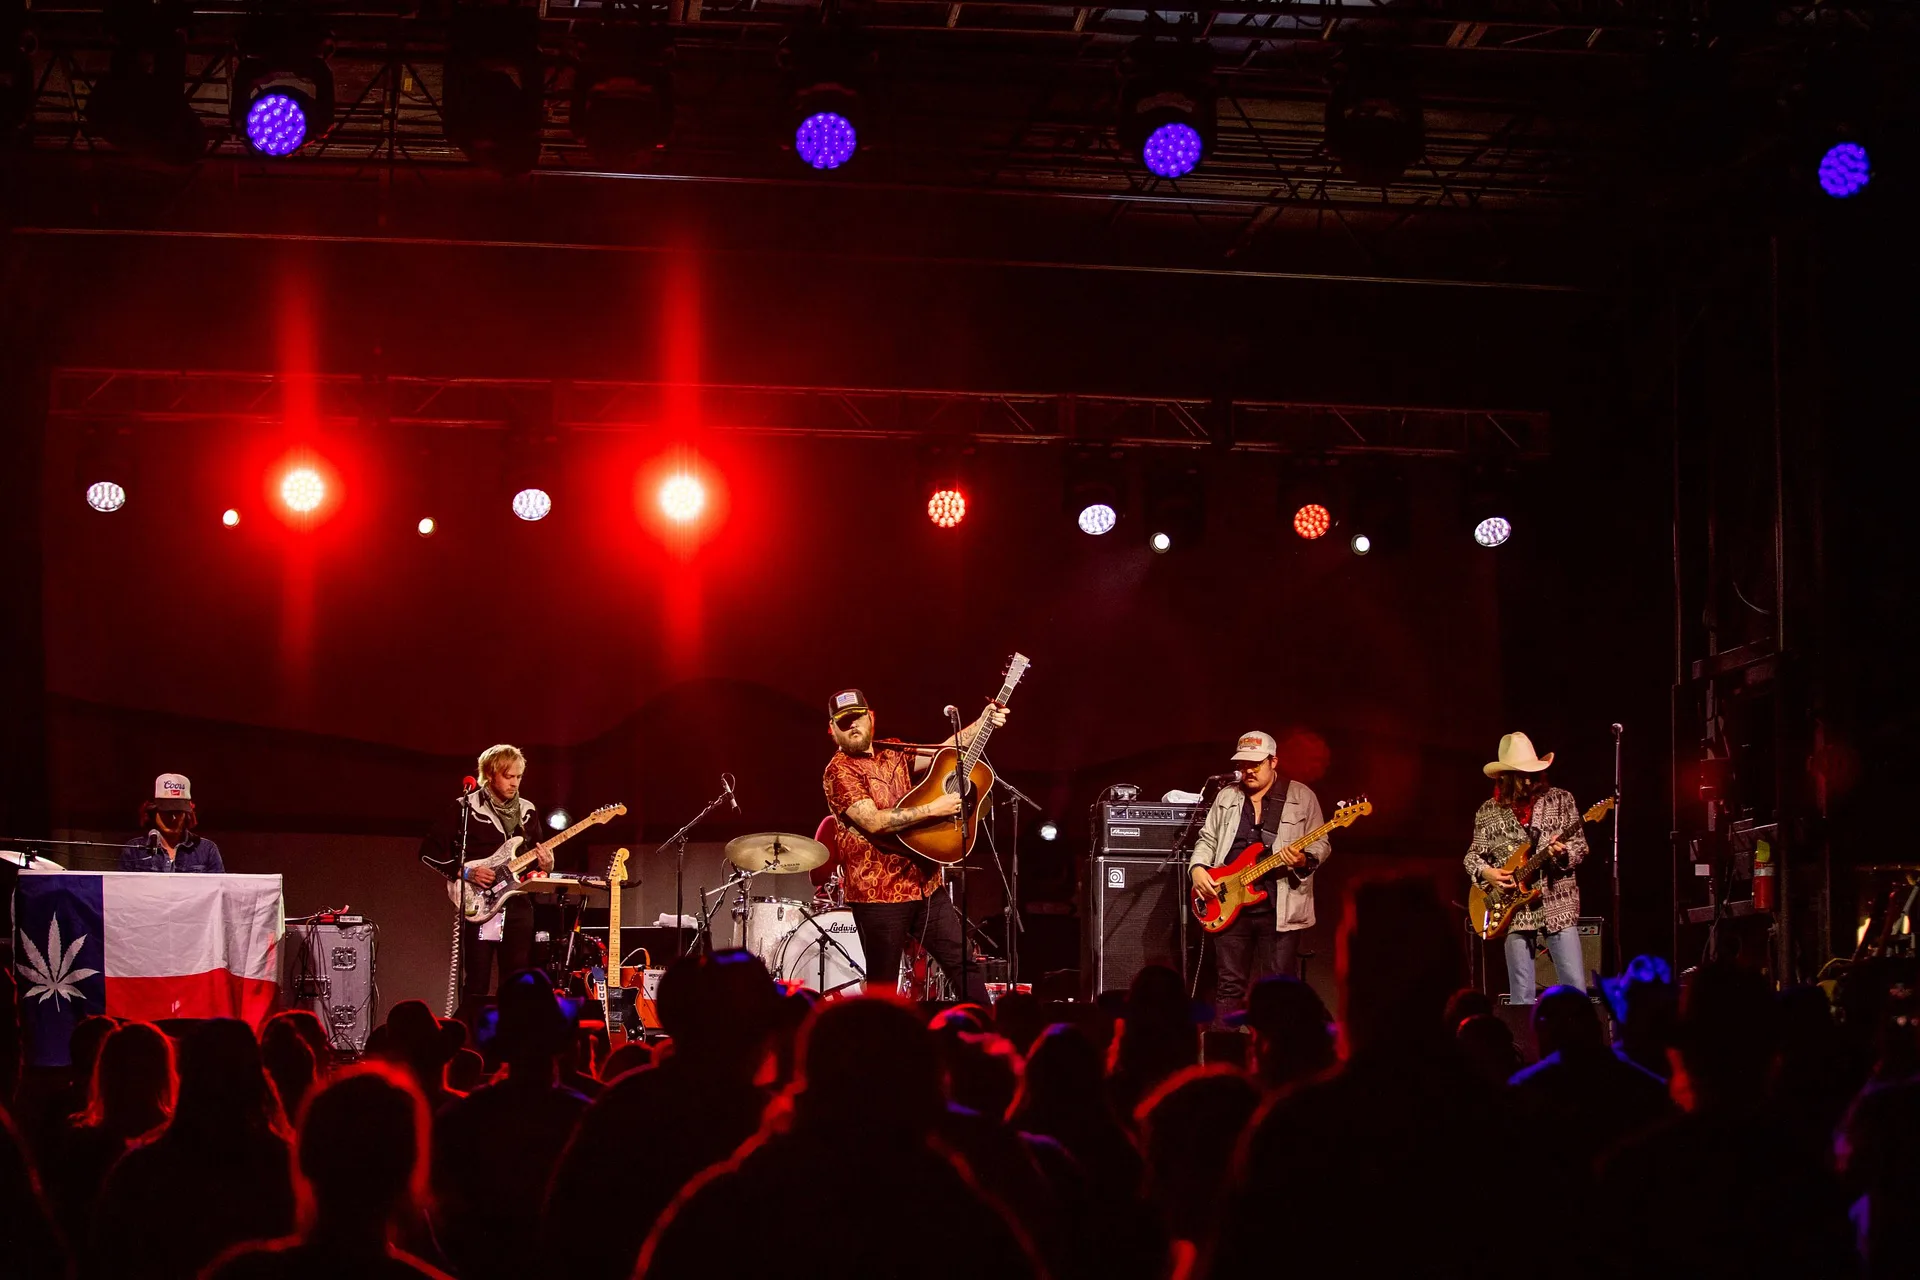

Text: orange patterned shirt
xmin=823 ymin=742 xmax=941 ymax=904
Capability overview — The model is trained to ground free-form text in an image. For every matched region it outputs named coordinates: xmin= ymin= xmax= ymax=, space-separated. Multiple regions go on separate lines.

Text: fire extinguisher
xmin=1752 ymin=840 xmax=1776 ymax=912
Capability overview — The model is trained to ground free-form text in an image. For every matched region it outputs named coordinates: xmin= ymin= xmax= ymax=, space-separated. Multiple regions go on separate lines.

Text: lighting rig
xmin=570 ymin=6 xmax=674 ymax=167
xmin=1117 ymin=25 xmax=1214 ymax=181
xmin=443 ymin=1 xmax=545 ymax=175
xmin=229 ymin=3 xmax=333 ymax=158
xmin=781 ymin=15 xmax=873 ymax=172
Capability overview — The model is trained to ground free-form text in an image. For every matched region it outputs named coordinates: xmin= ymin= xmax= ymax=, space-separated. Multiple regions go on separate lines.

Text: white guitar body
xmin=445 ymin=804 xmax=626 ymax=925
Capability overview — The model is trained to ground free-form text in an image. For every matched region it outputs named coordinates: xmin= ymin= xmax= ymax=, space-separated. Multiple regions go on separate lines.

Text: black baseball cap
xmin=828 ymin=689 xmax=872 ymax=721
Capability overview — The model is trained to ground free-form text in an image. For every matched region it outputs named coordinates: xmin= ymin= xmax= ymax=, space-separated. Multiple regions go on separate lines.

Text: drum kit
xmin=719 ymin=831 xmax=867 ymax=996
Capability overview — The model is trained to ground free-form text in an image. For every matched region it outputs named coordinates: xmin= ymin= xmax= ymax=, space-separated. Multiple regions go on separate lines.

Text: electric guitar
xmin=1190 ymin=797 xmax=1373 ymax=934
xmin=1467 ymin=797 xmax=1615 ymax=941
xmin=447 ymin=803 xmax=626 ymax=924
xmin=600 ymin=848 xmax=635 ymax=1046
xmin=893 ymin=653 xmax=1031 ymax=866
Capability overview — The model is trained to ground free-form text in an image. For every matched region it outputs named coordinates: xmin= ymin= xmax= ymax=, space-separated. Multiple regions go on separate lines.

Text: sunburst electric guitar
xmin=447 ymin=803 xmax=626 ymax=924
xmin=1466 ymin=797 xmax=1615 ymax=941
xmin=893 ymin=653 xmax=1031 ymax=866
xmin=1190 ymin=797 xmax=1374 ymax=934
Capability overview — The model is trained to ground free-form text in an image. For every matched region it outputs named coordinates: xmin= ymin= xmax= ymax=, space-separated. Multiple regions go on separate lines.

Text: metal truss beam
xmin=48 ymin=368 xmax=1551 ymax=458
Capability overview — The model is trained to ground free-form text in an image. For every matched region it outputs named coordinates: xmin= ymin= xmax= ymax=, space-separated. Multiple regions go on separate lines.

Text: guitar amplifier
xmin=284 ymin=920 xmax=377 ymax=1053
xmin=1084 ymin=856 xmax=1184 ymax=998
xmin=1096 ymin=802 xmax=1207 ymax=856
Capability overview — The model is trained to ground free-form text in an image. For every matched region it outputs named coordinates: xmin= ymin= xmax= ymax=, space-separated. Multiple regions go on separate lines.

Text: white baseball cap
xmin=153 ymin=773 xmax=193 ymax=809
xmin=1231 ymin=731 xmax=1278 ymax=763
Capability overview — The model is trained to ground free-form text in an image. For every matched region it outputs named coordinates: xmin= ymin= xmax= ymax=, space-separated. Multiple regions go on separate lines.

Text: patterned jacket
xmin=1464 ymin=787 xmax=1586 ymax=935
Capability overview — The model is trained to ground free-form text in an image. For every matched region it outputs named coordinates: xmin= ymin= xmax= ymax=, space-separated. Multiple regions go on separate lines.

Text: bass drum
xmin=769 ymin=908 xmax=867 ymax=996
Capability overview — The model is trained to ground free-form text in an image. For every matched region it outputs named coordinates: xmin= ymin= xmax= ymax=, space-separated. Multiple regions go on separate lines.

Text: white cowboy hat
xmin=1484 ymin=732 xmax=1554 ymax=778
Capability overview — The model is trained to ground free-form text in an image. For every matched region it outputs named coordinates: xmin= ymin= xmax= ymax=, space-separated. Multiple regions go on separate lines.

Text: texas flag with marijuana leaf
xmin=13 ymin=872 xmax=283 ymax=1066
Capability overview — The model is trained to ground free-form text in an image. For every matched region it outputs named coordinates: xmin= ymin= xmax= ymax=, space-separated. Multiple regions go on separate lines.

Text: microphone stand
xmin=984 ymin=766 xmax=1043 ymax=987
xmin=664 ymin=781 xmax=738 ymax=960
xmin=1611 ymin=723 xmax=1624 ymax=974
xmin=946 ymin=705 xmax=973 ymax=1005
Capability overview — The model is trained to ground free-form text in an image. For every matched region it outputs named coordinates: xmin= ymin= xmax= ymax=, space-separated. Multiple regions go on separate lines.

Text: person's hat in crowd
xmin=1484 ymin=732 xmax=1555 ymax=778
xmin=153 ymin=773 xmax=194 ymax=811
xmin=1225 ymin=974 xmax=1334 ymax=1037
xmin=828 ymin=689 xmax=872 ymax=721
xmin=1232 ymin=730 xmax=1278 ymax=762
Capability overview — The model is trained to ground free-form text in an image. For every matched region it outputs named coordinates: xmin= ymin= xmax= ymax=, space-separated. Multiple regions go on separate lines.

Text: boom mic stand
xmin=1611 ymin=723 xmax=1624 ymax=974
xmin=665 ymin=779 xmax=740 ymax=959
xmin=982 ymin=765 xmax=1043 ymax=986
xmin=946 ymin=705 xmax=973 ymax=1005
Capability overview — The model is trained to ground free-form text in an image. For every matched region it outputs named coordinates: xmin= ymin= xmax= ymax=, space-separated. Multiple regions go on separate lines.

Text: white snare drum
xmin=744 ymin=897 xmax=809 ymax=968
xmin=770 ymin=908 xmax=867 ymax=995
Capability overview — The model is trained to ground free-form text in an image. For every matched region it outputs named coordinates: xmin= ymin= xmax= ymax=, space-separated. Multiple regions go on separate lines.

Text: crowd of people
xmin=3 ymin=874 xmax=1917 ymax=1279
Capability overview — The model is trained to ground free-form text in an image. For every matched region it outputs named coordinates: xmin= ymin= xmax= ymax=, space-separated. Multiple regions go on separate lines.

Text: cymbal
xmin=725 ymin=832 xmax=830 ymax=875
xmin=2 ymin=850 xmax=63 ymax=871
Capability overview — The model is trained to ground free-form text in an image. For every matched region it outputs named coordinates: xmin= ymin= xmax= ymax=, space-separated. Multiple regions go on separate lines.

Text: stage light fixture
xmin=222 ymin=508 xmax=241 ymax=527
xmin=546 ymin=807 xmax=570 ymax=831
xmin=230 ymin=11 xmax=334 ymax=159
xmin=570 ymin=16 xmax=674 ymax=166
xmin=927 ymin=487 xmax=967 ymax=529
xmin=1076 ymin=503 xmax=1116 ymax=536
xmin=512 ymin=487 xmax=552 ymax=522
xmin=1291 ymin=504 xmax=1331 ymax=540
xmin=86 ymin=481 xmax=127 ymax=513
xmin=1151 ymin=531 xmax=1172 ymax=554
xmin=1817 ymin=141 xmax=1870 ymax=198
xmin=1473 ymin=515 xmax=1512 ymax=548
xmin=1039 ymin=821 xmax=1059 ymax=842
xmin=781 ymin=24 xmax=873 ymax=172
xmin=659 ymin=473 xmax=706 ymax=523
xmin=1119 ymin=31 xmax=1214 ymax=180
xmin=87 ymin=0 xmax=207 ymax=165
xmin=1350 ymin=533 xmax=1371 ymax=555
xmin=280 ymin=467 xmax=325 ymax=514
xmin=1144 ymin=463 xmax=1205 ymax=554
xmin=417 ymin=516 xmax=437 ymax=538
xmin=444 ymin=4 xmax=546 ymax=175
xmin=1324 ymin=54 xmax=1425 ymax=186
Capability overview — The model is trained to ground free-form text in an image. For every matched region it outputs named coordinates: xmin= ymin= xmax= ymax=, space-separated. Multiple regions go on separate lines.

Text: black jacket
xmin=419 ymin=790 xmax=537 ymax=881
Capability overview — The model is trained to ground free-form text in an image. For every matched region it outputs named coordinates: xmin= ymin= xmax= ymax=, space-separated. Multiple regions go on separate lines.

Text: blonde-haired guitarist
xmin=1465 ymin=733 xmax=1590 ymax=1005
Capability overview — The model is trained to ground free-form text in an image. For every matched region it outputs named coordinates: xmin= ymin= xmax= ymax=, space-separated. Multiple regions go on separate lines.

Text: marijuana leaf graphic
xmin=16 ymin=914 xmax=100 ymax=1006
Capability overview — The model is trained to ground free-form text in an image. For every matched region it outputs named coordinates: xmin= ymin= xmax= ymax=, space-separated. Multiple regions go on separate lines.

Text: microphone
xmin=456 ymin=775 xmax=479 ymax=803
xmin=147 ymin=829 xmax=161 ymax=851
xmin=1205 ymin=770 xmax=1244 ymax=785
xmin=721 ymin=774 xmax=739 ymax=812
xmin=1611 ymin=723 xmax=1624 ymax=736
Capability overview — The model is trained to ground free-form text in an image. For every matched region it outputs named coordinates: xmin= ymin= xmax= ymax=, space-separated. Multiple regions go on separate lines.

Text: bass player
xmin=821 ymin=687 xmax=1004 ymax=1004
xmin=420 ymin=744 xmax=554 ymax=1022
xmin=1188 ymin=731 xmax=1330 ymax=1024
xmin=1464 ymin=732 xmax=1589 ymax=1004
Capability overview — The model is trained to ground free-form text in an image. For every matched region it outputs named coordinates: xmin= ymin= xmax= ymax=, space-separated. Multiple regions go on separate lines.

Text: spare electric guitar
xmin=599 ymin=848 xmax=636 ymax=1046
xmin=894 ymin=653 xmax=1031 ymax=866
xmin=1467 ymin=797 xmax=1615 ymax=941
xmin=447 ymin=803 xmax=626 ymax=924
xmin=1190 ymin=797 xmax=1373 ymax=934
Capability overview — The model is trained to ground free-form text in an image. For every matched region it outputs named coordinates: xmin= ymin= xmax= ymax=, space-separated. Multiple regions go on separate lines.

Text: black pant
xmin=458 ymin=896 xmax=534 ymax=1023
xmin=851 ymin=890 xmax=989 ymax=1005
xmin=1212 ymin=902 xmax=1302 ymax=1023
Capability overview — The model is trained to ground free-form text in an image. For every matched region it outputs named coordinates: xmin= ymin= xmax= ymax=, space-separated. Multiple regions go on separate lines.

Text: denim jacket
xmin=119 ymin=833 xmax=225 ymax=873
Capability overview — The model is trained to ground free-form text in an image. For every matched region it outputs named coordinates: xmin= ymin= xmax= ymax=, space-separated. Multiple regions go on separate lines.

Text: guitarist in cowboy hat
xmin=1465 ymin=732 xmax=1590 ymax=1005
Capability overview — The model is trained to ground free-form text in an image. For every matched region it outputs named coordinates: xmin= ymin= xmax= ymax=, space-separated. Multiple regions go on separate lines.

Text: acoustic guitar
xmin=893 ymin=653 xmax=1031 ymax=866
xmin=1466 ymin=797 xmax=1615 ymax=941
xmin=1190 ymin=797 xmax=1373 ymax=933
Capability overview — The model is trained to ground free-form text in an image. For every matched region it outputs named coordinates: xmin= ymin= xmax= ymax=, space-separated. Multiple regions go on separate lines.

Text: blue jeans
xmin=1502 ymin=926 xmax=1587 ymax=1004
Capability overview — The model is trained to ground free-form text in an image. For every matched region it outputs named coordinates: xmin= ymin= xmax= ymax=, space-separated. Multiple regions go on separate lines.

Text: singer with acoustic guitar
xmin=1188 ymin=731 xmax=1331 ymax=1023
xmin=821 ymin=686 xmax=1007 ymax=1004
xmin=419 ymin=744 xmax=554 ymax=1021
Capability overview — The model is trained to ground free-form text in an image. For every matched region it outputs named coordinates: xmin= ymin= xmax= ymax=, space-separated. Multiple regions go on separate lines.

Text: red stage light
xmin=280 ymin=467 xmax=326 ymax=514
xmin=927 ymin=488 xmax=966 ymax=528
xmin=659 ymin=474 xmax=706 ymax=523
xmin=1292 ymin=503 xmax=1332 ymax=540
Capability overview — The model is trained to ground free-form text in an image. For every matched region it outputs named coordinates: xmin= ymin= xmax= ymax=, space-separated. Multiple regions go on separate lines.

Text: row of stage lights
xmin=30 ymin=8 xmax=1884 ymax=196
xmin=82 ymin=468 xmax=709 ymax=531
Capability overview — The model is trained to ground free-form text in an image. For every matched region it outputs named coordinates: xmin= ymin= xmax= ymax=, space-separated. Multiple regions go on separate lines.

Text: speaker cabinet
xmin=1084 ymin=856 xmax=1183 ymax=997
xmin=1531 ymin=916 xmax=1605 ymax=990
xmin=285 ymin=920 xmax=377 ymax=1052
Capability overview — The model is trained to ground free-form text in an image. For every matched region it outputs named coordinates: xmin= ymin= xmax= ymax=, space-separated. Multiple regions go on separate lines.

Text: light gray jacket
xmin=1188 ymin=780 xmax=1330 ymax=932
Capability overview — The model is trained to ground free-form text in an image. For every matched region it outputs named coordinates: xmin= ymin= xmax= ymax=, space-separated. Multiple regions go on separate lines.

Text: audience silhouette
xmin=46 ymin=1021 xmax=175 ymax=1251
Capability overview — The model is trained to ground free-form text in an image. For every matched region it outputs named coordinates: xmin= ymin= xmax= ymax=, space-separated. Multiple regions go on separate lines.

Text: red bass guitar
xmin=1190 ymin=797 xmax=1373 ymax=934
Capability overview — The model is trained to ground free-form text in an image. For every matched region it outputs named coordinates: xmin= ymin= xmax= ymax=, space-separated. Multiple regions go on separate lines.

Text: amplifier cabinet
xmin=285 ymin=921 xmax=377 ymax=1052
xmin=1096 ymin=802 xmax=1207 ymax=856
xmin=1085 ymin=855 xmax=1184 ymax=998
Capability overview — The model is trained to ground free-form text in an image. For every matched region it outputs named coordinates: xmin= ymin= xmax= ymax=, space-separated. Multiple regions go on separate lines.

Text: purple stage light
xmin=1817 ymin=142 xmax=1870 ymax=199
xmin=1142 ymin=121 xmax=1202 ymax=179
xmin=245 ymin=93 xmax=308 ymax=157
xmin=795 ymin=111 xmax=857 ymax=171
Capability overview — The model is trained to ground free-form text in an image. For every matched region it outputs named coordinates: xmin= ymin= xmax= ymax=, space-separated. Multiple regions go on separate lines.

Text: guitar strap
xmin=1253 ymin=776 xmax=1295 ymax=882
